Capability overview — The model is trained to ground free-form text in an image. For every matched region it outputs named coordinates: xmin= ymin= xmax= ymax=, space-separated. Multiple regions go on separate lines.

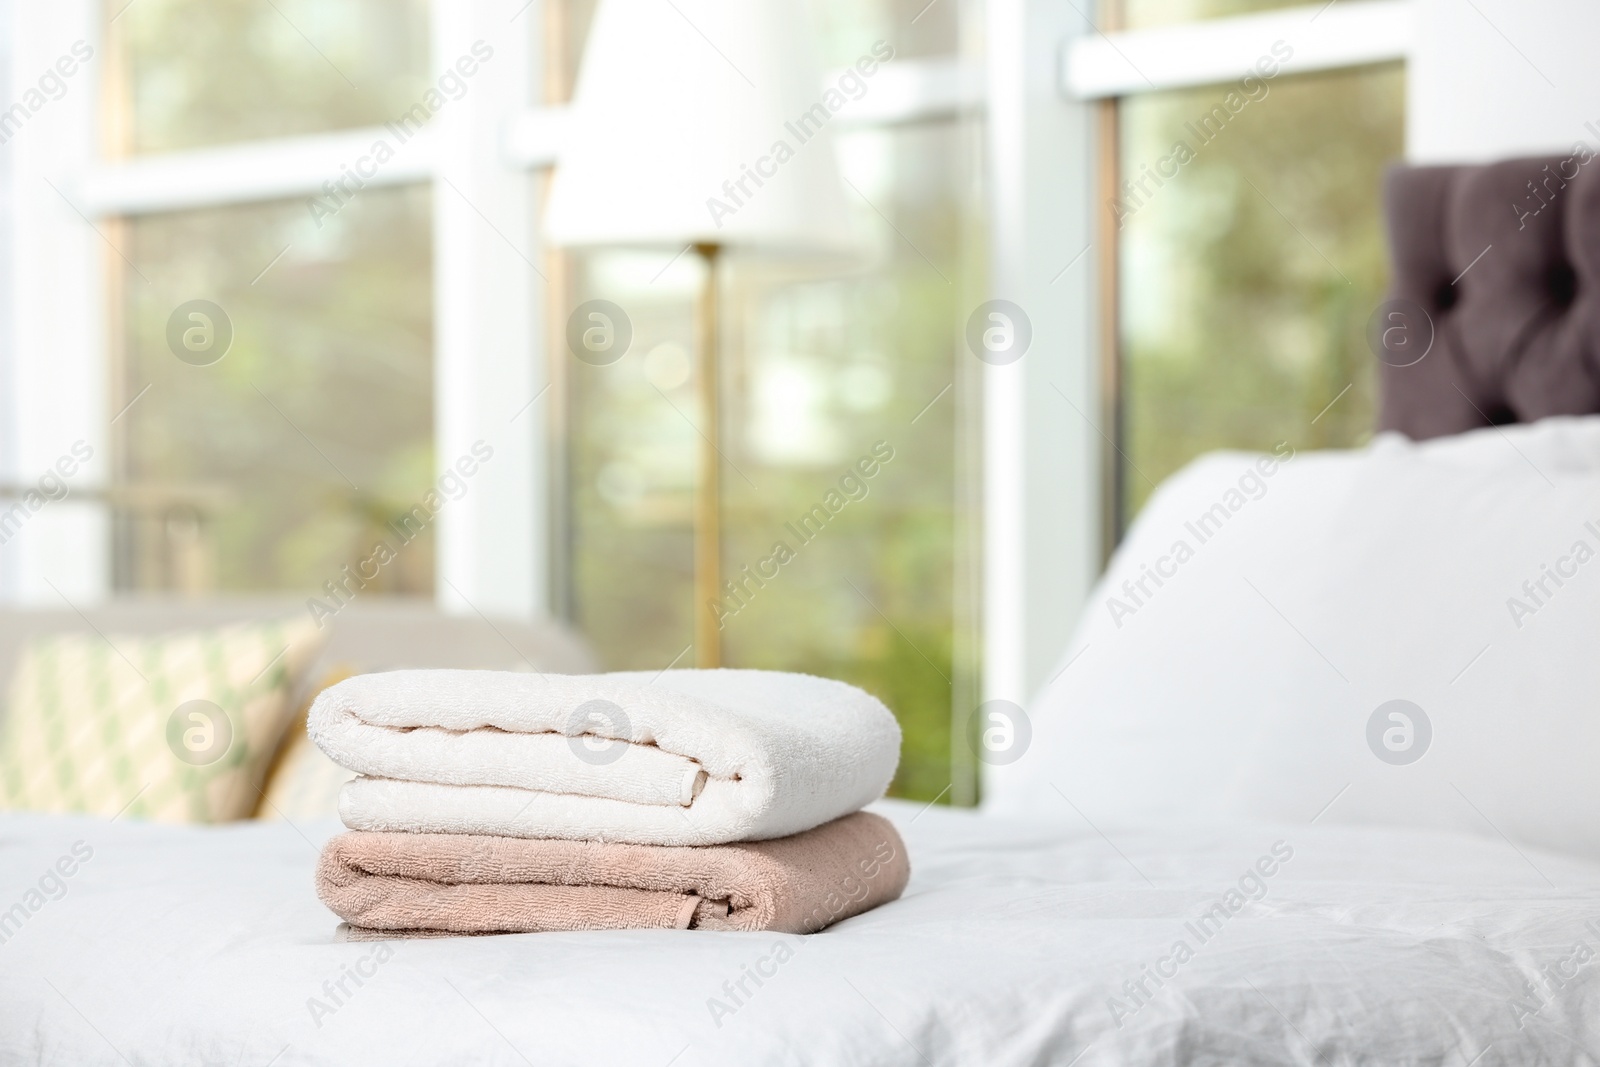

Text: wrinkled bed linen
xmin=4 ymin=803 xmax=1600 ymax=1065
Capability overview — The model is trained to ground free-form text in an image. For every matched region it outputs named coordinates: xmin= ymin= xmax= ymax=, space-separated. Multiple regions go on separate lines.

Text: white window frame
xmin=0 ymin=0 xmax=1417 ymax=713
xmin=0 ymin=0 xmax=978 ymax=621
xmin=4 ymin=0 xmax=106 ymax=605
xmin=979 ymin=0 xmax=1102 ymax=728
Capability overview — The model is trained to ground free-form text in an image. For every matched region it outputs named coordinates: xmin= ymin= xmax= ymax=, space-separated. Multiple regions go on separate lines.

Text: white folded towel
xmin=306 ymin=668 xmax=902 ymax=846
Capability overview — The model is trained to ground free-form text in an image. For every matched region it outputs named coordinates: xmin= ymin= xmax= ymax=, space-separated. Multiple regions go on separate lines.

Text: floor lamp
xmin=545 ymin=0 xmax=855 ymax=668
xmin=690 ymin=242 xmax=722 ymax=666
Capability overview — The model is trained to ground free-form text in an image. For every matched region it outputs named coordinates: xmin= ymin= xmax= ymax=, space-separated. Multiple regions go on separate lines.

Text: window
xmin=113 ymin=189 xmax=434 ymax=594
xmin=0 ymin=0 xmax=546 ymax=618
xmin=1073 ymin=1 xmax=1409 ymax=529
xmin=552 ymin=0 xmax=981 ymax=803
xmin=105 ymin=0 xmax=439 ymax=594
xmin=0 ymin=0 xmax=1407 ymax=807
xmin=1119 ymin=63 xmax=1404 ymax=520
xmin=10 ymin=0 xmax=982 ymax=804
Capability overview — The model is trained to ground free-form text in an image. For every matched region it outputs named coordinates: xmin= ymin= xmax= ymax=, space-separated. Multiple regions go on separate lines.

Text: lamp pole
xmin=693 ymin=242 xmax=723 ymax=668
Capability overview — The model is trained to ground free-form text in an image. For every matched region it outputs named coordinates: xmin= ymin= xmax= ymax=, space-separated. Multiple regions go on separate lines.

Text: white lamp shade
xmin=544 ymin=0 xmax=857 ymax=253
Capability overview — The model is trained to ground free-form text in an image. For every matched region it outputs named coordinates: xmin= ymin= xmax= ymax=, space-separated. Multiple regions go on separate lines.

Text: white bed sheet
xmin=3 ymin=800 xmax=1599 ymax=1065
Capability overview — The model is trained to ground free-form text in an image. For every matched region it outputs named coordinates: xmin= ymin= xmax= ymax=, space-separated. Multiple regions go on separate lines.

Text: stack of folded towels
xmin=307 ymin=669 xmax=909 ymax=938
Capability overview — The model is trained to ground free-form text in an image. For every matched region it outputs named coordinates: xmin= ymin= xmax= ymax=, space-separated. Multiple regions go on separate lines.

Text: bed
xmin=4 ymin=156 xmax=1600 ymax=1065
xmin=4 ymin=804 xmax=1600 ymax=1065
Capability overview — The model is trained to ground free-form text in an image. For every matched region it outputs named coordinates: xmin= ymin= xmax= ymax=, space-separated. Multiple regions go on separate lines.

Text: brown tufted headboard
xmin=1377 ymin=154 xmax=1600 ymax=439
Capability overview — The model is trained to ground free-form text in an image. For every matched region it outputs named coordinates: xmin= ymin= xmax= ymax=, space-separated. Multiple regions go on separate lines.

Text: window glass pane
xmin=721 ymin=122 xmax=973 ymax=804
xmin=114 ymin=0 xmax=430 ymax=153
xmin=562 ymin=128 xmax=977 ymax=805
xmin=1119 ymin=0 xmax=1308 ymax=31
xmin=562 ymin=253 xmax=696 ymax=666
xmin=809 ymin=0 xmax=958 ymax=66
xmin=115 ymin=186 xmax=433 ymax=594
xmin=1118 ymin=64 xmax=1404 ymax=524
xmin=554 ymin=0 xmax=974 ymax=803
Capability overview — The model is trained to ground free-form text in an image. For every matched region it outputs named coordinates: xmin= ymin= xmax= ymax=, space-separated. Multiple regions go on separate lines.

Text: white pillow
xmin=985 ymin=416 xmax=1600 ymax=860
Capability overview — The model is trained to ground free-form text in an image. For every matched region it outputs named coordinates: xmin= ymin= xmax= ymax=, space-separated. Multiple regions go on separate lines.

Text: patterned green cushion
xmin=0 ymin=618 xmax=322 ymax=823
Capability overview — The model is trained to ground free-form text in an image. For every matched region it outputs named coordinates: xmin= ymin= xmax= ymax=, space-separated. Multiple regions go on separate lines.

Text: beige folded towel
xmin=315 ymin=811 xmax=909 ymax=937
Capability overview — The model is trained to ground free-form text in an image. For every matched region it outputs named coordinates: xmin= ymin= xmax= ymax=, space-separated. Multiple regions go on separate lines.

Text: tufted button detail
xmin=1547 ymin=263 xmax=1577 ymax=306
xmin=1377 ymin=156 xmax=1600 ymax=439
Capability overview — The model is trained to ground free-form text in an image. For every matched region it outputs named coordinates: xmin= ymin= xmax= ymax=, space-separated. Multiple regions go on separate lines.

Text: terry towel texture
xmin=315 ymin=811 xmax=909 ymax=937
xmin=308 ymin=668 xmax=902 ymax=846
